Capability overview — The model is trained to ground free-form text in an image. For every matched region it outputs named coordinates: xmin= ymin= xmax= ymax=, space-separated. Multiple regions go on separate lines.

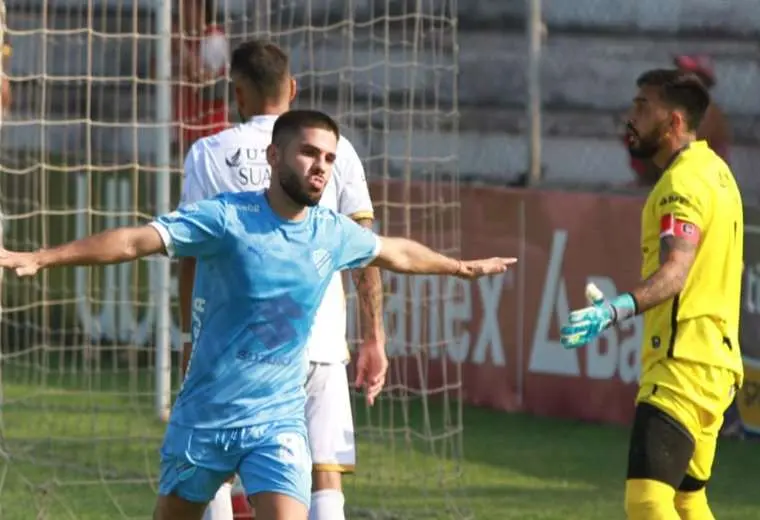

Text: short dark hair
xmin=636 ymin=68 xmax=711 ymax=131
xmin=272 ymin=110 xmax=340 ymax=146
xmin=230 ymin=40 xmax=290 ymax=101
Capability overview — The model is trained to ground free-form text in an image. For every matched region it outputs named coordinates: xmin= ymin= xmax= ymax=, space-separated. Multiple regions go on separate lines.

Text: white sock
xmin=309 ymin=489 xmax=345 ymax=520
xmin=202 ymin=482 xmax=234 ymax=520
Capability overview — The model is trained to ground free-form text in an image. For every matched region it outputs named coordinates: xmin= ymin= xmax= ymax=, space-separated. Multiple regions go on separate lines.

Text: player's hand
xmin=559 ymin=283 xmax=615 ymax=349
xmin=0 ymin=248 xmax=42 ymax=277
xmin=355 ymin=339 xmax=388 ymax=406
xmin=456 ymin=257 xmax=517 ymax=280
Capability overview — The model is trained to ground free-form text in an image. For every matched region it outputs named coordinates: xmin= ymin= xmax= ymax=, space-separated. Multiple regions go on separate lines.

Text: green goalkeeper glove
xmin=560 ymin=283 xmax=637 ymax=349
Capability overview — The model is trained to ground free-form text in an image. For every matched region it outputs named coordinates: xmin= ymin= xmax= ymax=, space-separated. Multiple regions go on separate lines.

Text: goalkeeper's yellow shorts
xmin=636 ymin=358 xmax=736 ymax=483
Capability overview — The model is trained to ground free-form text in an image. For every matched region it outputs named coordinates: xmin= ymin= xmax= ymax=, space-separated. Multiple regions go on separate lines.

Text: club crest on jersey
xmin=312 ymin=249 xmax=332 ymax=278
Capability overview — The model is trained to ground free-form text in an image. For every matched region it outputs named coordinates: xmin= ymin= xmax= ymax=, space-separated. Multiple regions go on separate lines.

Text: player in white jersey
xmin=177 ymin=41 xmax=386 ymax=520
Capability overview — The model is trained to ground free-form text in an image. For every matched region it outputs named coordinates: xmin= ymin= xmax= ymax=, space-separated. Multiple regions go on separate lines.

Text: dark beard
xmin=627 ymin=140 xmax=660 ymax=160
xmin=626 ymin=120 xmax=666 ymax=160
xmin=279 ymin=170 xmax=319 ymax=207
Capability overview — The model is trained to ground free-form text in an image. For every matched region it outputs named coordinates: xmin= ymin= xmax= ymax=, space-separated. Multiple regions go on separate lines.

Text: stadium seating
xmin=4 ymin=0 xmax=760 ymax=194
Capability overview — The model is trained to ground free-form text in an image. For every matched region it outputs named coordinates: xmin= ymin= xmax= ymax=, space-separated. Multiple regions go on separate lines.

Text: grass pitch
xmin=1 ymin=351 xmax=759 ymax=520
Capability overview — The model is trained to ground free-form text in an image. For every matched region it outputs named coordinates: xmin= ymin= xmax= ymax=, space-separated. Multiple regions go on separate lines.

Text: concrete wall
xmin=9 ymin=0 xmax=760 ymax=35
xmin=2 ymin=1 xmax=759 ymax=196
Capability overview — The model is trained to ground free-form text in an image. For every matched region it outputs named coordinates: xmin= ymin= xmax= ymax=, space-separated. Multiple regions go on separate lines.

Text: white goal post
xmin=0 ymin=1 xmax=464 ymax=518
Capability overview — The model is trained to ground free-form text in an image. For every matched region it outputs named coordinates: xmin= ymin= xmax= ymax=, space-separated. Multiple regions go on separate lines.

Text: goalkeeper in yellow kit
xmin=560 ymin=68 xmax=744 ymax=520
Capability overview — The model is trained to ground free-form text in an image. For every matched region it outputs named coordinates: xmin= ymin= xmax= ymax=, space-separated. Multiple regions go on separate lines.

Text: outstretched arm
xmin=371 ymin=237 xmax=515 ymax=279
xmin=333 ymin=213 xmax=515 ymax=280
xmin=1 ymin=196 xmax=228 ymax=279
xmin=0 ymin=225 xmax=165 ymax=277
xmin=335 ymin=220 xmax=514 ymax=404
xmin=371 ymin=237 xmax=459 ymax=274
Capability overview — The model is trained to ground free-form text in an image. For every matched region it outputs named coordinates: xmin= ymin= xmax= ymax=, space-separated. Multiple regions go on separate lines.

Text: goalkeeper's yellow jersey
xmin=639 ymin=140 xmax=744 ymax=384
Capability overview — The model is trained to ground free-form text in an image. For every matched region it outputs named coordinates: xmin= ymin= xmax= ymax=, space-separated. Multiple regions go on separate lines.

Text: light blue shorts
xmin=158 ymin=420 xmax=312 ymax=507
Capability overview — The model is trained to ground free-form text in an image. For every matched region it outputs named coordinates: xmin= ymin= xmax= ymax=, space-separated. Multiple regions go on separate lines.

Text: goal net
xmin=0 ymin=1 xmax=464 ymax=519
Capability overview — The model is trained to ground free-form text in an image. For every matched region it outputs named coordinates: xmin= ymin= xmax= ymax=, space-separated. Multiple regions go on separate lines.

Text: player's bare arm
xmin=0 ymin=225 xmax=165 ymax=277
xmin=372 ymin=236 xmax=516 ymax=278
xmin=351 ymin=217 xmax=387 ymax=405
xmin=632 ymin=230 xmax=699 ymax=314
xmin=351 ymin=218 xmax=385 ymax=343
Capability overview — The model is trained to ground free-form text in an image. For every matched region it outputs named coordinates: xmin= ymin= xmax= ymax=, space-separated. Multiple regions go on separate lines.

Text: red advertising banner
xmin=366 ymin=181 xmax=760 ymax=432
xmin=517 ymin=189 xmax=641 ymax=425
xmin=738 ymin=207 xmax=760 ymax=436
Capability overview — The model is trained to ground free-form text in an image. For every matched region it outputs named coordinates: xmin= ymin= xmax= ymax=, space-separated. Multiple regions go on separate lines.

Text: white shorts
xmin=305 ymin=362 xmax=355 ymax=472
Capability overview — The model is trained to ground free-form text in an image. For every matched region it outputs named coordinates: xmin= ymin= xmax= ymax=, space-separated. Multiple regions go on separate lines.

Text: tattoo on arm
xmin=632 ymin=235 xmax=697 ymax=313
xmin=351 ymin=218 xmax=385 ymax=342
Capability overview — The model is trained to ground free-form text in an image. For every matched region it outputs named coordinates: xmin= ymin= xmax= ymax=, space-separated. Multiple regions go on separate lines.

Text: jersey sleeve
xmin=150 ymin=196 xmax=229 ymax=259
xmin=332 ymin=212 xmax=382 ymax=270
xmin=654 ymin=172 xmax=711 ymax=234
xmin=179 ymin=141 xmax=226 ymax=206
xmin=336 ymin=138 xmax=374 ymax=220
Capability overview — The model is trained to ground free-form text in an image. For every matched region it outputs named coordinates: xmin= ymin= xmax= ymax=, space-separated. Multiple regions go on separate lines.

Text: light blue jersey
xmin=151 ymin=190 xmax=380 ymax=505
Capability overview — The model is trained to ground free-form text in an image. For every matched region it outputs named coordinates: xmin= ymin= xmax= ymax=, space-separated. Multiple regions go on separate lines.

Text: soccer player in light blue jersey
xmin=0 ymin=110 xmax=516 ymax=520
